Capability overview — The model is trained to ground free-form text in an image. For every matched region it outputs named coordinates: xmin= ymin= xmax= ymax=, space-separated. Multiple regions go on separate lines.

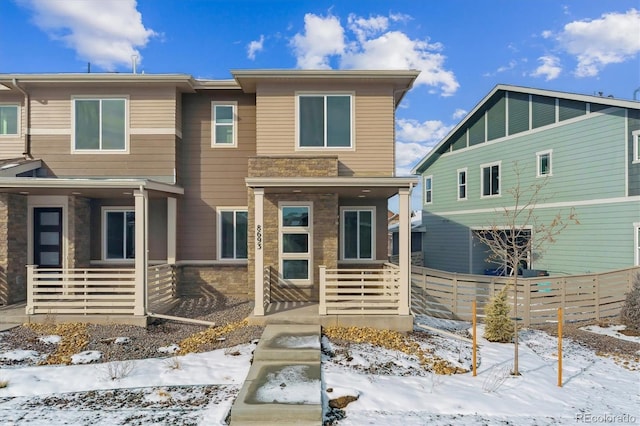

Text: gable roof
xmin=411 ymin=84 xmax=640 ymax=175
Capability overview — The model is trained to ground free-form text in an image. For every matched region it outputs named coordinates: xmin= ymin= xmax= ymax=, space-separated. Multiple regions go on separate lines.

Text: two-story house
xmin=412 ymin=85 xmax=640 ymax=276
xmin=0 ymin=70 xmax=419 ymax=330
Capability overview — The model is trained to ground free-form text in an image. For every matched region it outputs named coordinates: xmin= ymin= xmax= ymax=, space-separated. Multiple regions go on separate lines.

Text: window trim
xmin=211 ymin=101 xmax=238 ymax=148
xmin=71 ymin=96 xmax=129 ymax=154
xmin=424 ymin=175 xmax=433 ymax=204
xmin=340 ymin=206 xmax=376 ymax=261
xmin=101 ymin=207 xmax=135 ymax=262
xmin=635 ymin=222 xmax=640 ymax=266
xmin=217 ymin=206 xmax=248 ymax=261
xmin=457 ymin=168 xmax=467 ymax=201
xmin=480 ymin=161 xmax=501 ymax=198
xmin=279 ymin=201 xmax=313 ymax=286
xmin=295 ymin=92 xmax=355 ymax=150
xmin=536 ymin=149 xmax=553 ymax=177
xmin=0 ymin=104 xmax=20 ymax=137
xmin=633 ymin=130 xmax=640 ymax=164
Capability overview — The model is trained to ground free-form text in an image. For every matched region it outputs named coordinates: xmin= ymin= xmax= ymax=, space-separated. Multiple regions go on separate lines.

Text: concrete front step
xmin=230 ymin=324 xmax=323 ymax=425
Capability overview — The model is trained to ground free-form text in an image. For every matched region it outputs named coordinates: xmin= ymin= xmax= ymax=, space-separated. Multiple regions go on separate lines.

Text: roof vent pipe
xmin=132 ymin=55 xmax=138 ymax=74
xmin=634 ymin=87 xmax=640 ymax=101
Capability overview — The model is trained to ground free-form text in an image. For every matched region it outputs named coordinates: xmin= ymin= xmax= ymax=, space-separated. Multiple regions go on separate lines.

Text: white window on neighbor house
xmin=633 ymin=130 xmax=640 ymax=163
xmin=280 ymin=203 xmax=312 ymax=284
xmin=298 ymin=94 xmax=352 ymax=148
xmin=481 ymin=161 xmax=501 ymax=197
xmin=212 ymin=102 xmax=237 ymax=147
xmin=457 ymin=168 xmax=467 ymax=200
xmin=103 ymin=208 xmax=135 ymax=260
xmin=536 ymin=149 xmax=553 ymax=177
xmin=424 ymin=175 xmax=433 ymax=204
xmin=0 ymin=105 xmax=19 ymax=136
xmin=341 ymin=207 xmax=375 ymax=260
xmin=74 ymin=98 xmax=127 ymax=151
xmin=218 ymin=208 xmax=248 ymax=260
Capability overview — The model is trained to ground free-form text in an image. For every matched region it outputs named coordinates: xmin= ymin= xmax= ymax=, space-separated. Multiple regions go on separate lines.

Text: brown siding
xmin=0 ymin=92 xmax=26 ymax=159
xmin=254 ymin=82 xmax=395 ymax=177
xmin=178 ymin=90 xmax=256 ymax=261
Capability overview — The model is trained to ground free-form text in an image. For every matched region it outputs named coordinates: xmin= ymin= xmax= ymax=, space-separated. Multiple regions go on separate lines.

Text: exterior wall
xmin=628 ymin=109 xmax=640 ymax=196
xmin=26 ymin=85 xmax=179 ymax=181
xmin=248 ymin=156 xmax=338 ymax=178
xmin=178 ymin=90 xmax=256 ymax=261
xmin=0 ymin=194 xmax=27 ymax=304
xmin=0 ymin=92 xmax=25 ymax=159
xmin=178 ymin=265 xmax=249 ymax=298
xmin=254 ymin=82 xmax=395 ymax=176
xmin=67 ymin=196 xmax=91 ymax=268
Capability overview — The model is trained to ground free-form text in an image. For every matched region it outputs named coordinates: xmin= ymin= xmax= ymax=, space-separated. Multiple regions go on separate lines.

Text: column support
xmin=398 ymin=187 xmax=411 ymax=315
xmin=134 ymin=189 xmax=148 ymax=316
xmin=254 ymin=188 xmax=265 ymax=316
xmin=167 ymin=197 xmax=177 ymax=265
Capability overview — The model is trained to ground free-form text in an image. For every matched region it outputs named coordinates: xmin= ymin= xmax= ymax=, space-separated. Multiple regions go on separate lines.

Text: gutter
xmin=12 ymin=79 xmax=31 ymax=159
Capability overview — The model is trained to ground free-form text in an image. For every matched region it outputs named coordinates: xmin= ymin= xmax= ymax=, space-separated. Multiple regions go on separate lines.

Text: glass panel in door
xmin=34 ymin=207 xmax=62 ymax=267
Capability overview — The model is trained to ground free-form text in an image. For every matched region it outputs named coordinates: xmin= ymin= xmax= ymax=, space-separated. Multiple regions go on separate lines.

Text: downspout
xmin=12 ymin=79 xmax=31 ymax=159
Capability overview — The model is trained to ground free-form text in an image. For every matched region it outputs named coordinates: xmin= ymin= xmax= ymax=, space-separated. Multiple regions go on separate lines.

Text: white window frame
xmin=296 ymin=92 xmax=354 ymax=150
xmin=536 ymin=149 xmax=553 ymax=177
xmin=635 ymin=222 xmax=640 ymax=266
xmin=102 ymin=207 xmax=135 ymax=261
xmin=279 ymin=202 xmax=313 ymax=286
xmin=72 ymin=96 xmax=129 ymax=153
xmin=424 ymin=175 xmax=433 ymax=204
xmin=0 ymin=104 xmax=20 ymax=137
xmin=633 ymin=130 xmax=640 ymax=163
xmin=211 ymin=101 xmax=238 ymax=148
xmin=480 ymin=161 xmax=502 ymax=198
xmin=217 ymin=207 xmax=248 ymax=261
xmin=340 ymin=207 xmax=376 ymax=261
xmin=457 ymin=168 xmax=467 ymax=201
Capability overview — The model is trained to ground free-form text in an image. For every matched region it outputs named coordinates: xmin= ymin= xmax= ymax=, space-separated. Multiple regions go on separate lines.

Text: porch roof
xmin=245 ymin=176 xmax=418 ymax=198
xmin=0 ymin=177 xmax=184 ymax=198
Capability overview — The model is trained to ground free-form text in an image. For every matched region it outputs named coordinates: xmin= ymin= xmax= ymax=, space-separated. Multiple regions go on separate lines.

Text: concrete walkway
xmin=230 ymin=324 xmax=323 ymax=425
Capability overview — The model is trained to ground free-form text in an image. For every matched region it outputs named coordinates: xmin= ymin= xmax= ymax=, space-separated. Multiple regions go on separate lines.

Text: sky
xmin=1 ymin=0 xmax=639 ymax=207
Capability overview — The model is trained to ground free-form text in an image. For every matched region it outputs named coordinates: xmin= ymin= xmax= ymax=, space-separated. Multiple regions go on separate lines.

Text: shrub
xmin=484 ymin=285 xmax=515 ymax=343
xmin=620 ymin=273 xmax=640 ymax=331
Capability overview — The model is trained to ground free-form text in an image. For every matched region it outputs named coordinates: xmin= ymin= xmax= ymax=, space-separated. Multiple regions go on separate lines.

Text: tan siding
xmin=178 ymin=91 xmax=256 ymax=260
xmin=255 ymin=82 xmax=396 ymax=176
xmin=175 ymin=89 xmax=182 ymax=133
xmin=0 ymin=92 xmax=26 ymax=159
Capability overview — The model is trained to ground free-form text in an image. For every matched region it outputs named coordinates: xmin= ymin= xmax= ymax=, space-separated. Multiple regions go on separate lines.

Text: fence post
xmin=594 ymin=274 xmax=600 ymax=321
xmin=452 ymin=273 xmax=458 ymax=317
xmin=25 ymin=265 xmax=35 ymax=315
xmin=319 ymin=265 xmax=327 ymax=315
xmin=523 ymin=279 xmax=531 ymax=327
xmin=561 ymin=278 xmax=567 ymax=314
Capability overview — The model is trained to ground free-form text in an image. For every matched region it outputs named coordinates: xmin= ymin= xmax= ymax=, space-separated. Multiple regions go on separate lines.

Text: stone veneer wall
xmin=0 ymin=194 xmax=27 ymax=304
xmin=248 ymin=156 xmax=339 ymax=178
xmin=178 ymin=264 xmax=249 ymax=298
xmin=67 ymin=196 xmax=91 ymax=268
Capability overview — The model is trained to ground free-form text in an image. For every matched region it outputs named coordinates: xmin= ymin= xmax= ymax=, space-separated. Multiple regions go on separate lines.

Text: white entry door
xmin=279 ymin=202 xmax=313 ymax=286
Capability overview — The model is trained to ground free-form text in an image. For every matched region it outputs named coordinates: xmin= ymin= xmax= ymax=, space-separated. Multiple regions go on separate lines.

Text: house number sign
xmin=256 ymin=225 xmax=263 ymax=250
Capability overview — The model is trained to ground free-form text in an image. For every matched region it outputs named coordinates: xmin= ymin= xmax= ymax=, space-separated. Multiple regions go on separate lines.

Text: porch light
xmin=19 ymin=191 xmax=28 ymax=195
xmin=361 ymin=189 xmax=371 ymax=193
xmin=292 ymin=189 xmax=302 ymax=193
xmin=358 ymin=195 xmax=366 ymax=198
xmin=71 ymin=192 xmax=82 ymax=195
xmin=122 ymin=192 xmax=132 ymax=195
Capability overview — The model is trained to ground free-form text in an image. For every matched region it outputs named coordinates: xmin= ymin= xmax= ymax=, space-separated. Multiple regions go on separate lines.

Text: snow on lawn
xmin=580 ymin=324 xmax=640 ymax=344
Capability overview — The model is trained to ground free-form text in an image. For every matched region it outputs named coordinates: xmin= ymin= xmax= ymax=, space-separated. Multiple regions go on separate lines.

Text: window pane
xmin=215 ymin=125 xmax=233 ymax=144
xmin=125 ymin=211 xmax=135 ymax=259
xmin=491 ymin=165 xmax=500 ymax=194
xmin=39 ymin=211 xmax=60 ymax=226
xmin=0 ymin=106 xmax=18 ymax=135
xmin=102 ymin=99 xmax=125 ymax=149
xmin=327 ymin=96 xmax=350 ymax=147
xmin=483 ymin=167 xmax=491 ymax=196
xmin=359 ymin=211 xmax=372 ymax=259
xmin=283 ymin=234 xmax=308 ymax=253
xmin=40 ymin=252 xmax=60 ymax=266
xmin=283 ymin=259 xmax=308 ymax=280
xmin=282 ymin=207 xmax=309 ymax=227
xmin=221 ymin=211 xmax=234 ymax=259
xmin=343 ymin=211 xmax=358 ymax=259
xmin=40 ymin=232 xmax=59 ymax=245
xmin=236 ymin=211 xmax=248 ymax=259
xmin=540 ymin=154 xmax=550 ymax=175
xmin=215 ymin=105 xmax=233 ymax=123
xmin=299 ymin=96 xmax=324 ymax=147
xmin=75 ymin=100 xmax=100 ymax=149
xmin=106 ymin=212 xmax=124 ymax=259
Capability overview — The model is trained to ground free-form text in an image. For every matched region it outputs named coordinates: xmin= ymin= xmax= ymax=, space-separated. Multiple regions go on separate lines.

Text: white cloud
xmin=452 ymin=109 xmax=467 ymax=120
xmin=22 ymin=0 xmax=156 ymax=71
xmin=557 ymin=9 xmax=640 ymax=77
xmin=247 ymin=35 xmax=265 ymax=60
xmin=395 ymin=141 xmax=433 ymax=176
xmin=290 ymin=12 xmax=459 ymax=96
xmin=290 ymin=13 xmax=345 ymax=69
xmin=530 ymin=55 xmax=562 ymax=80
xmin=395 ymin=118 xmax=452 ymax=175
xmin=541 ymin=30 xmax=553 ymax=39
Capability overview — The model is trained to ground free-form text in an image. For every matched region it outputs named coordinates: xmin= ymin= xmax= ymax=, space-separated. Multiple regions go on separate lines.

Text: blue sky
xmin=1 ymin=0 xmax=639 ymax=208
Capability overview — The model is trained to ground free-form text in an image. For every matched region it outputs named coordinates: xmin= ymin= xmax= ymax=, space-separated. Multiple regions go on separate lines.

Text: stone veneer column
xmin=67 ymin=196 xmax=91 ymax=268
xmin=0 ymin=193 xmax=28 ymax=304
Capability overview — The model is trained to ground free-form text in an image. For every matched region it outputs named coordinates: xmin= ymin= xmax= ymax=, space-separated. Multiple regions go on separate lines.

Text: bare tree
xmin=474 ymin=163 xmax=579 ymax=375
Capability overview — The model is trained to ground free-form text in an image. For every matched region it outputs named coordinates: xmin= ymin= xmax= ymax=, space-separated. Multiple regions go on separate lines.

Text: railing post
xmin=319 ymin=265 xmax=327 ymax=315
xmin=25 ymin=265 xmax=35 ymax=315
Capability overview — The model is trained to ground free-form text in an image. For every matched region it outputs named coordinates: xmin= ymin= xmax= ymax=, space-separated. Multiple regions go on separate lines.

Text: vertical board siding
xmin=508 ymin=92 xmax=530 ymax=135
xmin=178 ymin=91 xmax=256 ymax=260
xmin=531 ymin=95 xmax=556 ymax=129
xmin=486 ymin=96 xmax=506 ymax=141
xmin=559 ymin=98 xmax=586 ymax=121
xmin=255 ymin=82 xmax=395 ymax=176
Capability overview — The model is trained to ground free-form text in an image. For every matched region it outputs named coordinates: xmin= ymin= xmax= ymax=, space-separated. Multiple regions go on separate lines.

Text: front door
xmin=33 ymin=207 xmax=63 ymax=268
xmin=279 ymin=203 xmax=313 ymax=287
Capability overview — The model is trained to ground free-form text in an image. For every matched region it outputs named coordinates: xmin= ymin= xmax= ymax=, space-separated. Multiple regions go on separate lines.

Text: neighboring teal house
xmin=412 ymin=85 xmax=640 ymax=276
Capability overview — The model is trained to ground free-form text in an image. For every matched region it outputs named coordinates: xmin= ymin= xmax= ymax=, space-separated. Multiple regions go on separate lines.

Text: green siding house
xmin=412 ymin=85 xmax=640 ymax=276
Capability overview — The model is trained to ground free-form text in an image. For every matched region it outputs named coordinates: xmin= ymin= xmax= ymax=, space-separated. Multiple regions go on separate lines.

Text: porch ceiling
xmin=0 ymin=177 xmax=184 ymax=198
xmin=245 ymin=176 xmax=418 ymax=198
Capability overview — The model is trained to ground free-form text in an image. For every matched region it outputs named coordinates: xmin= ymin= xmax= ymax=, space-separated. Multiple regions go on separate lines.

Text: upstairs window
xmin=0 ymin=105 xmax=18 ymax=135
xmin=481 ymin=162 xmax=501 ymax=197
xmin=537 ymin=150 xmax=553 ymax=177
xmin=74 ymin=98 xmax=126 ymax=151
xmin=342 ymin=208 xmax=374 ymax=260
xmin=424 ymin=176 xmax=433 ymax=204
xmin=298 ymin=94 xmax=352 ymax=148
xmin=218 ymin=208 xmax=248 ymax=260
xmin=103 ymin=209 xmax=135 ymax=260
xmin=457 ymin=168 xmax=467 ymax=200
xmin=634 ymin=130 xmax=640 ymax=162
xmin=212 ymin=102 xmax=237 ymax=147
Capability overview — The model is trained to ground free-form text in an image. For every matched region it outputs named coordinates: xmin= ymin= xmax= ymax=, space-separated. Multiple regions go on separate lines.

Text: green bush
xmin=484 ymin=285 xmax=515 ymax=343
xmin=620 ymin=273 xmax=640 ymax=331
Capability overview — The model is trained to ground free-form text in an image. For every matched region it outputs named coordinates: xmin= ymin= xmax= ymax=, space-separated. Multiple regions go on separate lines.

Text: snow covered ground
xmin=0 ymin=317 xmax=638 ymax=425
